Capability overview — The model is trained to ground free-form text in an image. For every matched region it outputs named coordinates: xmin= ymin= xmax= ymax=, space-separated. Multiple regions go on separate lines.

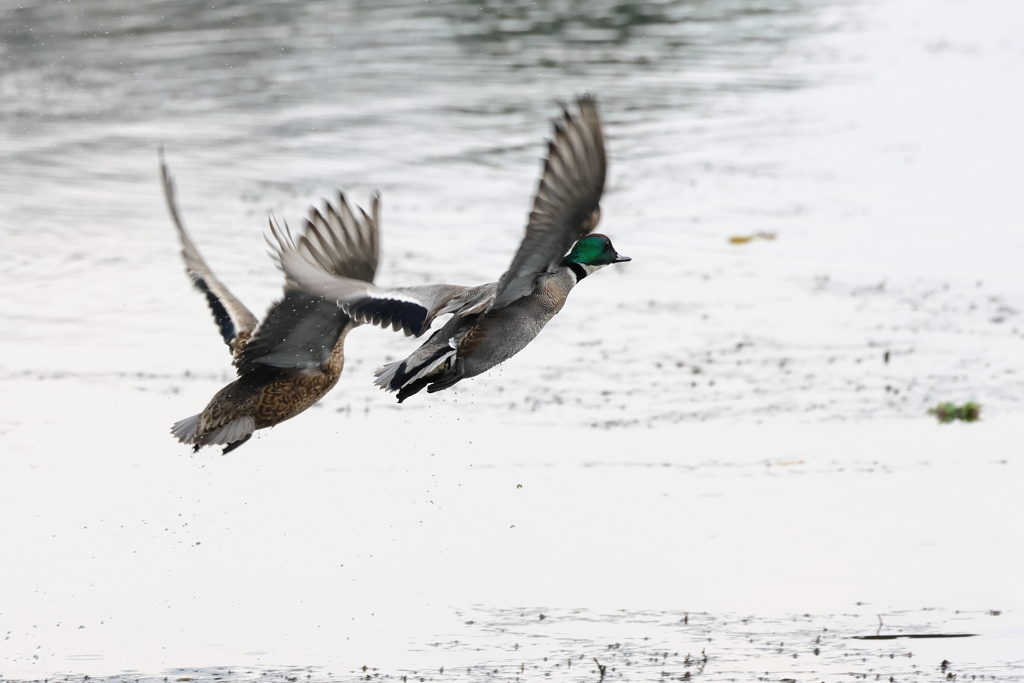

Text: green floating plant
xmin=928 ymin=402 xmax=981 ymax=423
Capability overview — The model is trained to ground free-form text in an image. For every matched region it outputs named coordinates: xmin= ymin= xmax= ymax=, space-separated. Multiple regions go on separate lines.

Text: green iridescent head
xmin=564 ymin=234 xmax=630 ymax=267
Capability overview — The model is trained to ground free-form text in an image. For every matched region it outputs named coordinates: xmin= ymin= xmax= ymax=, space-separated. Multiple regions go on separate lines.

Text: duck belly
xmin=249 ymin=370 xmax=340 ymax=428
xmin=461 ymin=293 xmax=560 ymax=379
xmin=193 ymin=363 xmax=340 ymax=438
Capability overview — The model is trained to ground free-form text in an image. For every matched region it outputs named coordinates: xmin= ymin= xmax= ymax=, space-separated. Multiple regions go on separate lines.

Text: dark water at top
xmin=2 ymin=0 xmax=826 ymax=123
xmin=1 ymin=0 xmax=834 ymax=224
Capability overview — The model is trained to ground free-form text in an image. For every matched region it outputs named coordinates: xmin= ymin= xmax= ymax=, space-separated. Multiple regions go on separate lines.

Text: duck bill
xmin=613 ymin=253 xmax=632 ymax=263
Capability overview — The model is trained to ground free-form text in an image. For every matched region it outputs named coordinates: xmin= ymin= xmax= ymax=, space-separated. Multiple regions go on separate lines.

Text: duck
xmin=271 ymin=94 xmax=629 ymax=403
xmin=161 ymin=153 xmax=379 ymax=452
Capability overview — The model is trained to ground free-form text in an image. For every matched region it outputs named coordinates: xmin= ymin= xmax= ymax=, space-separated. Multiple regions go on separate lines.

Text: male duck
xmin=272 ymin=94 xmax=629 ymax=402
xmin=162 ymin=155 xmax=379 ymax=452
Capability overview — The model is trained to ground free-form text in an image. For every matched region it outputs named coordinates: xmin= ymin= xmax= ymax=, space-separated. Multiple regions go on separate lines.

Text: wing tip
xmin=295 ymin=190 xmax=380 ymax=282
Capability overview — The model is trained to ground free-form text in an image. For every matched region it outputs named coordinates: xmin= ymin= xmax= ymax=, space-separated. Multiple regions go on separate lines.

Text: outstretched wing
xmin=490 ymin=94 xmax=607 ymax=311
xmin=341 ymin=282 xmax=495 ymax=337
xmin=237 ymin=193 xmax=381 ymax=374
xmin=161 ymin=151 xmax=260 ymax=355
xmin=295 ymin=191 xmax=379 ymax=282
xmin=271 ymin=202 xmax=489 ymax=337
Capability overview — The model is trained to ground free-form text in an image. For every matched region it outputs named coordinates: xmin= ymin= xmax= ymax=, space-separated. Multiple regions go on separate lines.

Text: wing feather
xmin=238 ymin=193 xmax=380 ymax=373
xmin=490 ymin=94 xmax=606 ymax=310
xmin=160 ymin=151 xmax=259 ymax=354
xmin=271 ymin=198 xmax=488 ymax=337
xmin=235 ymin=291 xmax=351 ymax=374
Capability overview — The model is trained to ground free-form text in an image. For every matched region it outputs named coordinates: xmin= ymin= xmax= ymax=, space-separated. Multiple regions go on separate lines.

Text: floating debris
xmin=729 ymin=231 xmax=776 ymax=244
xmin=928 ymin=402 xmax=981 ymax=423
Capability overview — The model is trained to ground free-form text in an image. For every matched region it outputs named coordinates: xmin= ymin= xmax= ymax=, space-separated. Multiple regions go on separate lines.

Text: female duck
xmin=272 ymin=95 xmax=629 ymax=402
xmin=162 ymin=157 xmax=379 ymax=451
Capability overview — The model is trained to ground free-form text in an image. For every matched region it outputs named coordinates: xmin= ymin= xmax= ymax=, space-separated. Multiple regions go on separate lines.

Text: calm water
xmin=2 ymin=0 xmax=1023 ymax=679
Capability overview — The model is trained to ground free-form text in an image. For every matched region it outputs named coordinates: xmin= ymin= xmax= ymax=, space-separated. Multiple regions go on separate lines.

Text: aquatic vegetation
xmin=928 ymin=401 xmax=981 ymax=423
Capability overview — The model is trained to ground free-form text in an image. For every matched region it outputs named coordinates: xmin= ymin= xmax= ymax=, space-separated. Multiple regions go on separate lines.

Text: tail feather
xmin=374 ymin=344 xmax=455 ymax=393
xmin=373 ymin=359 xmax=405 ymax=390
xmin=204 ymin=416 xmax=256 ymax=446
xmin=171 ymin=414 xmax=201 ymax=443
xmin=170 ymin=414 xmax=255 ymax=449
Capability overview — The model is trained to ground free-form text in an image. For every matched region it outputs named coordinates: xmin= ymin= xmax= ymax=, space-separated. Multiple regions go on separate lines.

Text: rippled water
xmin=2 ymin=0 xmax=1023 ymax=679
xmin=2 ymin=0 xmax=1023 ymax=425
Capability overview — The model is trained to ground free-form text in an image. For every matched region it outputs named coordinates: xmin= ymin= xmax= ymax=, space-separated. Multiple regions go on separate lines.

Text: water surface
xmin=1 ymin=0 xmax=1023 ymax=678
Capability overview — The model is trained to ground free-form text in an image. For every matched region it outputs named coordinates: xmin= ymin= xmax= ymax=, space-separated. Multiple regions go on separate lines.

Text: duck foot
xmin=221 ymin=433 xmax=252 ymax=455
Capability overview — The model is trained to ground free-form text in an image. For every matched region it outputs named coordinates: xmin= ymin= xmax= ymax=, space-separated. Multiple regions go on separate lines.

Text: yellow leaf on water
xmin=729 ymin=231 xmax=777 ymax=245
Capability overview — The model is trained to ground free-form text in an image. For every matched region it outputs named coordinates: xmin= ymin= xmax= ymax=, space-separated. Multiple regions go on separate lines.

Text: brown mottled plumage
xmin=181 ymin=328 xmax=350 ymax=450
xmin=161 ymin=152 xmax=379 ymax=452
